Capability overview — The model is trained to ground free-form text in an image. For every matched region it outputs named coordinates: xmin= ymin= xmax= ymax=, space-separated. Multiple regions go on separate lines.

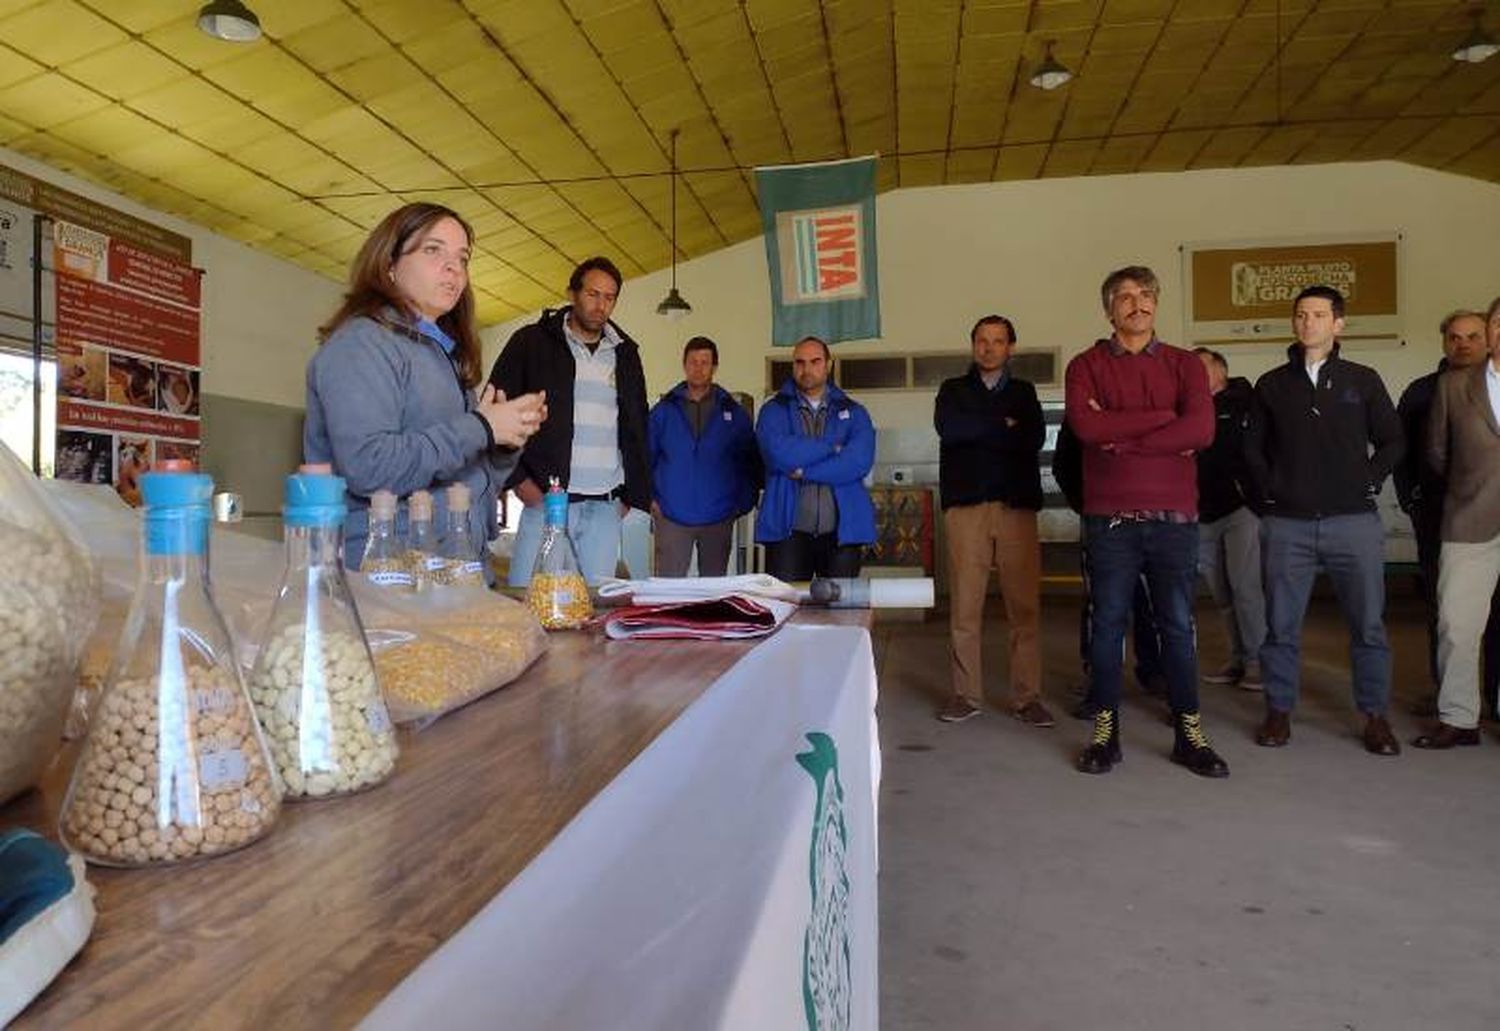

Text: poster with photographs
xmin=53 ymin=219 xmax=202 ymax=505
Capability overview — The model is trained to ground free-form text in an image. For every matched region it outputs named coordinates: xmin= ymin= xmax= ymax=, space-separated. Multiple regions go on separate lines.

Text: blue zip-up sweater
xmin=754 ymin=379 xmax=877 ymax=546
xmin=304 ymin=312 xmax=520 ymax=569
xmin=648 ymin=382 xmax=760 ymax=526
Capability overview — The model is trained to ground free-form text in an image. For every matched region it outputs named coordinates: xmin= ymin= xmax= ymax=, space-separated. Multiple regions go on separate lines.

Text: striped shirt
xmin=564 ymin=314 xmax=623 ymax=495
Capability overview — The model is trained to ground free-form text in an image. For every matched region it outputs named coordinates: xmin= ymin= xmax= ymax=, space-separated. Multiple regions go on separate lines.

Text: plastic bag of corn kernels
xmin=0 ymin=443 xmax=100 ymax=804
xmin=354 ymin=584 xmax=546 ymax=728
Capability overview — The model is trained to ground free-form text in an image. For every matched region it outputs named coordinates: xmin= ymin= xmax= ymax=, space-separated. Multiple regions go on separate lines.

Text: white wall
xmin=484 ymin=160 xmax=1500 ymax=431
xmin=0 ymin=145 xmax=341 ymax=409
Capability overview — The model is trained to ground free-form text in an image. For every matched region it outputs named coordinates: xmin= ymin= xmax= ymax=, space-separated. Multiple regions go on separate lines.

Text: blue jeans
xmin=1084 ymin=516 xmax=1201 ymax=714
xmin=1078 ymin=536 xmax=1163 ymax=683
xmin=507 ymin=499 xmax=624 ymax=587
xmin=1259 ymin=512 xmax=1390 ymax=714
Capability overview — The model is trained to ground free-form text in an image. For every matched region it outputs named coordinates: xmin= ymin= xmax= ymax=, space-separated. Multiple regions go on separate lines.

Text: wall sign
xmin=1184 ymin=236 xmax=1400 ymax=345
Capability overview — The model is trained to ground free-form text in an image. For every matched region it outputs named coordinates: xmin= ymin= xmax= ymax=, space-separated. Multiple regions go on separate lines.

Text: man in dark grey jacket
xmin=1193 ymin=348 xmax=1264 ymax=691
xmin=1244 ymin=285 xmax=1405 ymax=756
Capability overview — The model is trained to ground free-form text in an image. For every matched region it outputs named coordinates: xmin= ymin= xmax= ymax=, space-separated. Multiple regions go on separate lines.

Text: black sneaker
xmin=1171 ymin=712 xmax=1230 ymax=778
xmin=1069 ymin=697 xmax=1100 ymax=720
xmin=1201 ymin=663 xmax=1244 ymax=686
xmin=1076 ymin=709 xmax=1122 ymax=774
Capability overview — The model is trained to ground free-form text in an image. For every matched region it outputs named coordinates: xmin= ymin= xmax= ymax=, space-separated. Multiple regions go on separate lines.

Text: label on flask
xmin=366 ymin=568 xmax=414 ymax=588
xmin=193 ymin=684 xmax=237 ymax=716
xmin=366 ymin=702 xmax=392 ymax=735
xmin=199 ymin=747 xmax=249 ymax=790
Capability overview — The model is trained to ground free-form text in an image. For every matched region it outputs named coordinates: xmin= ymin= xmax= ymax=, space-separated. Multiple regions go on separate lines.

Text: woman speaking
xmin=305 ymin=202 xmax=545 ymax=568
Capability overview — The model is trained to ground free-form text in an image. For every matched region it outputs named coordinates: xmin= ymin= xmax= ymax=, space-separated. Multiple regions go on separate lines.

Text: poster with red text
xmin=53 ymin=220 xmax=203 ymax=505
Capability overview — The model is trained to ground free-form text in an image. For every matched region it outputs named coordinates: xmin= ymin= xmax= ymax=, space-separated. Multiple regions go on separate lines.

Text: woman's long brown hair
xmin=318 ymin=203 xmax=483 ymax=389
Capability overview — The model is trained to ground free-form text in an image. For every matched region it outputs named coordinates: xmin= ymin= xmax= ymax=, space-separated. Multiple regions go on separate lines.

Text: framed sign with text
xmin=1182 ymin=235 xmax=1401 ymax=345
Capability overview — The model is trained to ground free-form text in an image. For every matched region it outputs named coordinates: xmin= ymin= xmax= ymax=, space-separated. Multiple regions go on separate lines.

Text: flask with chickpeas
xmin=246 ymin=466 xmax=398 ymax=801
xmin=60 ymin=466 xmax=282 ymax=867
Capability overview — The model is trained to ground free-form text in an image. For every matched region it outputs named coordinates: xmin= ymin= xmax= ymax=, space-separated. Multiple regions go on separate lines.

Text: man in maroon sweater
xmin=1064 ymin=265 xmax=1229 ymax=777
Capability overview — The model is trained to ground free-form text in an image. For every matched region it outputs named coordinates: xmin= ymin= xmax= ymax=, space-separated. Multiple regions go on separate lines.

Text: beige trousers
xmin=944 ymin=502 xmax=1042 ymax=708
xmin=1436 ymin=529 xmax=1500 ymax=729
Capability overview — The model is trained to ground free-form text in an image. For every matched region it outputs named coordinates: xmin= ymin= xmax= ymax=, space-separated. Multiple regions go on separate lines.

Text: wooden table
xmin=2 ymin=609 xmax=871 ymax=1029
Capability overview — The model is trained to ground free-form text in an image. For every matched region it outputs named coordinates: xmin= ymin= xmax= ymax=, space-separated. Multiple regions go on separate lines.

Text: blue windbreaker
xmin=754 ymin=379 xmax=877 ymax=545
xmin=648 ymin=382 xmax=760 ymax=526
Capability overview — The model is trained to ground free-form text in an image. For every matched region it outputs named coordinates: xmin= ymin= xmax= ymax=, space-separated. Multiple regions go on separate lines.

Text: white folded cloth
xmin=595 ymin=574 xmax=800 ymax=605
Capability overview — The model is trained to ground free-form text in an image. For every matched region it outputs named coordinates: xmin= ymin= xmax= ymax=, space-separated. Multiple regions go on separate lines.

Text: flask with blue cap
xmin=245 ymin=465 xmax=398 ymax=800
xmin=60 ymin=461 xmax=282 ymax=866
xmin=525 ymin=478 xmax=592 ymax=629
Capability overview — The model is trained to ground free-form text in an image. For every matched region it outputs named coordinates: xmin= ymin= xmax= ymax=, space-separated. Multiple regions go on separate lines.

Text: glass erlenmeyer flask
xmin=247 ymin=466 xmax=398 ymax=800
xmin=60 ymin=466 xmax=281 ymax=866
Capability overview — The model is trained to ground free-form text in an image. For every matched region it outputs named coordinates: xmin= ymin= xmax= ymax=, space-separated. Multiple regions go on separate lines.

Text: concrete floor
xmin=874 ymin=591 xmax=1500 ymax=1031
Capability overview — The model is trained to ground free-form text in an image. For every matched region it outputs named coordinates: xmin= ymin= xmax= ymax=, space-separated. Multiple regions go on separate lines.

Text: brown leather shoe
xmin=936 ymin=696 xmax=981 ymax=723
xmin=1011 ymin=700 xmax=1056 ymax=728
xmin=1363 ymin=713 xmax=1401 ymax=756
xmin=1411 ymin=722 xmax=1481 ymax=749
xmin=1255 ymin=709 xmax=1291 ymax=747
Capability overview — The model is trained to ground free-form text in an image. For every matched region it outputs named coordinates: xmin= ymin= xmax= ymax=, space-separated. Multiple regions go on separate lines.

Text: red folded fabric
xmin=601 ymin=595 xmax=792 ymax=640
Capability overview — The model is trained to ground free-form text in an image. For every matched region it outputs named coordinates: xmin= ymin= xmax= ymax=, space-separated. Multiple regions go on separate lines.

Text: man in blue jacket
xmin=648 ymin=336 xmax=759 ymax=576
xmin=755 ymin=336 xmax=876 ymax=581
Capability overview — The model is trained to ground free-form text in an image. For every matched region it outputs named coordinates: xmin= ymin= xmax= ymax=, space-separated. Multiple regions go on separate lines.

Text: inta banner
xmin=756 ymin=156 xmax=880 ymax=347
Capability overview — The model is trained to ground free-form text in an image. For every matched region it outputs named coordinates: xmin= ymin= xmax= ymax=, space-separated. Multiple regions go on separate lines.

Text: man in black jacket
xmin=1193 ymin=348 xmax=1265 ymax=691
xmin=933 ymin=315 xmax=1050 ymax=725
xmin=1244 ymin=285 xmax=1405 ymax=755
xmin=1394 ymin=309 xmax=1500 ymax=716
xmin=489 ymin=257 xmax=651 ymax=586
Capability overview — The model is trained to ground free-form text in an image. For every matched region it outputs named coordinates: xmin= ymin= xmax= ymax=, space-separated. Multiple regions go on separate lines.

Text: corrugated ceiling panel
xmin=0 ymin=0 xmax=126 ymax=66
xmin=1042 ymin=138 xmax=1103 ymax=177
xmin=0 ymin=0 xmax=1490 ymax=325
xmin=280 ymin=15 xmax=392 ymax=73
xmin=994 ymin=143 xmax=1050 ymax=180
xmin=0 ymin=72 xmax=110 ymax=129
xmin=202 ymin=48 xmax=351 ymax=130
xmin=62 ymin=42 xmax=187 ymax=102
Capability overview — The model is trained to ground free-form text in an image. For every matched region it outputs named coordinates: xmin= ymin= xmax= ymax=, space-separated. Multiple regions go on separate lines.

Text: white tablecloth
xmin=361 ymin=624 xmax=880 ymax=1031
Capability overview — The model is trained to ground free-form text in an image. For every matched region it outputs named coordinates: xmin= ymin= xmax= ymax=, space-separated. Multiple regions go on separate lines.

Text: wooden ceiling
xmin=1 ymin=0 xmax=1497 ymax=323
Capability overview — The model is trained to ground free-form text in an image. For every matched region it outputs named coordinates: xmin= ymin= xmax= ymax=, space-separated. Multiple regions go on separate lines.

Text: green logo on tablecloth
xmin=797 ymin=732 xmax=851 ymax=1031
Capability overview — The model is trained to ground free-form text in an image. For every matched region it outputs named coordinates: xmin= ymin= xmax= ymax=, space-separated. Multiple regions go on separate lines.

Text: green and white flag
xmin=755 ymin=156 xmax=880 ymax=347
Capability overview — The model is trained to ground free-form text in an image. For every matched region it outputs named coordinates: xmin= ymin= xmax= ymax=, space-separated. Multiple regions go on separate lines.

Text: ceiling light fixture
xmin=1029 ymin=41 xmax=1073 ymax=91
xmin=197 ymin=0 xmax=262 ymax=43
xmin=656 ymin=129 xmax=692 ymax=321
xmin=1452 ymin=11 xmax=1499 ymax=64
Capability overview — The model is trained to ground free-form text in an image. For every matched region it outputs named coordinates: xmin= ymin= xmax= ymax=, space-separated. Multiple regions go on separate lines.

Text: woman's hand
xmin=477 ymin=386 xmax=546 ymax=448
